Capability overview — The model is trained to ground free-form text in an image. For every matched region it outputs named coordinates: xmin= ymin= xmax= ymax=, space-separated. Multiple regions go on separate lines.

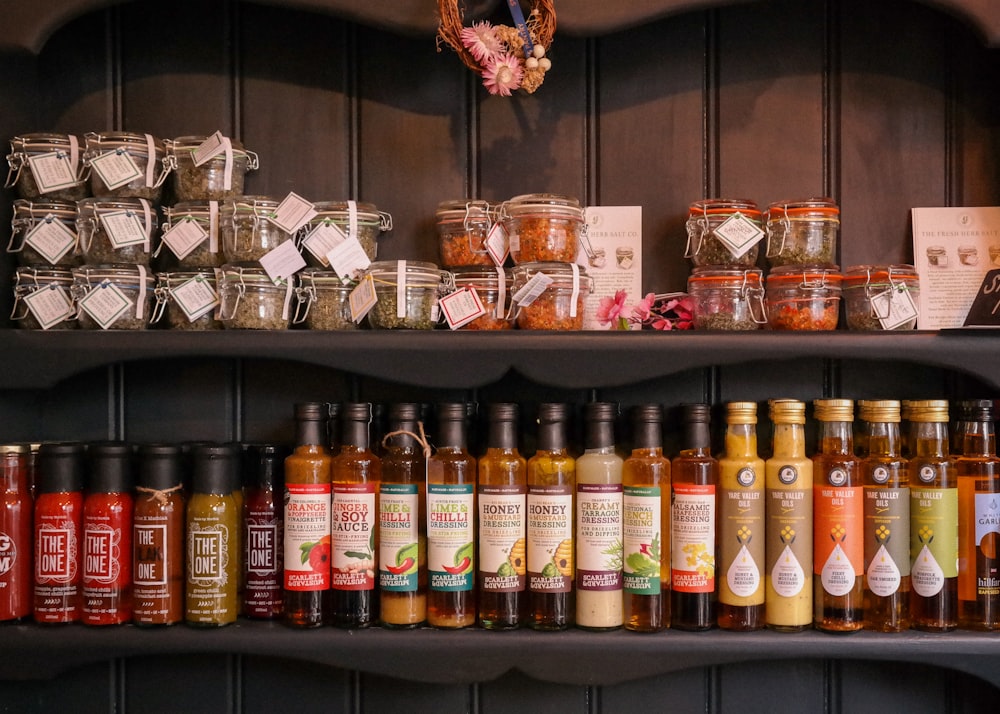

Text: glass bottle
xmin=427 ymin=402 xmax=477 ymax=628
xmin=378 ymin=403 xmax=427 ymax=628
xmin=812 ymin=399 xmax=863 ymax=633
xmin=765 ymin=399 xmax=813 ymax=632
xmin=576 ymin=401 xmax=624 ymax=630
xmin=670 ymin=403 xmax=718 ymax=631
xmin=623 ymin=404 xmax=671 ymax=632
xmin=283 ymin=402 xmax=333 ymax=628
xmin=82 ymin=442 xmax=134 ymax=625
xmin=330 ymin=402 xmax=380 ymax=628
xmin=477 ymin=403 xmax=527 ymax=630
xmin=957 ymin=399 xmax=1000 ymax=630
xmin=526 ymin=403 xmax=575 ymax=631
xmin=243 ymin=444 xmax=288 ymax=620
xmin=185 ymin=444 xmax=240 ymax=627
xmin=717 ymin=401 xmax=765 ymax=631
xmin=133 ymin=444 xmax=185 ymax=626
xmin=0 ymin=444 xmax=32 ymax=622
xmin=33 ymin=443 xmax=85 ymax=624
xmin=907 ymin=400 xmax=957 ymax=631
xmin=860 ymin=400 xmax=910 ymax=632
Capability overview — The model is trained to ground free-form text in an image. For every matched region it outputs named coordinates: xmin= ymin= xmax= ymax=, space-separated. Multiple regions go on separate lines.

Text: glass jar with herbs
xmin=511 ymin=261 xmax=594 ymax=330
xmin=9 ymin=199 xmax=81 ymax=267
xmin=436 ymin=199 xmax=495 ymax=267
xmin=82 ymin=132 xmax=168 ymax=201
xmin=166 ymin=135 xmax=257 ymax=201
xmin=502 ymin=193 xmax=585 ymax=264
xmin=842 ymin=264 xmax=919 ymax=331
xmin=685 ymin=198 xmax=763 ymax=267
xmin=687 ymin=267 xmax=766 ymax=331
xmin=449 ymin=266 xmax=514 ymax=330
xmin=221 ymin=196 xmax=295 ymax=263
xmin=151 ymin=271 xmax=222 ymax=330
xmin=294 ymin=269 xmax=357 ymax=330
xmin=764 ymin=265 xmax=842 ymax=330
xmin=299 ymin=200 xmax=388 ymax=267
xmin=12 ymin=266 xmax=77 ymax=330
xmin=6 ymin=133 xmax=89 ymax=201
xmin=218 ymin=264 xmax=294 ymax=329
xmin=159 ymin=201 xmax=224 ymax=268
xmin=77 ymin=197 xmax=157 ymax=266
xmin=365 ymin=260 xmax=449 ymax=330
xmin=71 ymin=264 xmax=154 ymax=330
xmin=764 ymin=198 xmax=839 ymax=268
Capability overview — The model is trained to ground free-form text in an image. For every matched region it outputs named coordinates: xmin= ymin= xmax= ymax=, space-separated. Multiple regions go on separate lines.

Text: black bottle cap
xmin=387 ymin=403 xmax=422 ymax=449
xmin=487 ymin=403 xmax=519 ymax=449
xmin=682 ymin=403 xmax=711 ymax=423
xmin=191 ymin=443 xmax=241 ymax=495
xmin=295 ymin=402 xmax=329 ymax=421
xmin=436 ymin=403 xmax=469 ymax=448
xmin=87 ymin=441 xmax=134 ymax=494
xmin=37 ymin=442 xmax=85 ymax=494
xmin=584 ymin=401 xmax=618 ymax=449
xmin=437 ymin=402 xmax=468 ymax=422
xmin=136 ymin=444 xmax=184 ymax=492
xmin=244 ymin=443 xmax=290 ymax=489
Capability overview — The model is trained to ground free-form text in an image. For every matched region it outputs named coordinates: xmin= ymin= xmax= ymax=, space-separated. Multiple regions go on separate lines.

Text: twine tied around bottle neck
xmin=136 ymin=484 xmax=183 ymax=505
xmin=381 ymin=421 xmax=432 ymax=460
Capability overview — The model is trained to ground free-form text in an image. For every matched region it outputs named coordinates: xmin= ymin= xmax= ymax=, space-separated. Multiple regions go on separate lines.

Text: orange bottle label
xmin=813 ymin=485 xmax=863 ymax=579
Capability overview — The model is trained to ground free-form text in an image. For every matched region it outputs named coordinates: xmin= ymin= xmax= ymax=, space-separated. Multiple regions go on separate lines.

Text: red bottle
xmin=243 ymin=444 xmax=287 ymax=619
xmin=0 ymin=444 xmax=33 ymax=622
xmin=82 ymin=442 xmax=134 ymax=625
xmin=33 ymin=443 xmax=85 ymax=624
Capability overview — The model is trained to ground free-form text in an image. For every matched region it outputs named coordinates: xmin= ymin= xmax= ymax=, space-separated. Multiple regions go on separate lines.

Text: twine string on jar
xmin=381 ymin=421 xmax=432 ymax=460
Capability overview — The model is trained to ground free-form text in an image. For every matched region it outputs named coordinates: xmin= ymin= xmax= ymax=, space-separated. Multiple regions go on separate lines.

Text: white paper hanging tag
xmin=303 ymin=222 xmax=348 ymax=266
xmin=79 ymin=280 xmax=131 ymax=329
xmin=486 ymin=222 xmax=509 ymax=266
xmin=271 ymin=192 xmax=318 ymax=234
xmin=27 ymin=151 xmax=79 ymax=194
xmin=713 ymin=211 xmax=764 ymax=258
xmin=25 ymin=217 xmax=76 ymax=265
xmin=100 ymin=210 xmax=148 ymax=248
xmin=326 ymin=235 xmax=370 ymax=280
xmin=349 ymin=273 xmax=377 ymax=323
xmin=192 ymin=131 xmax=227 ymax=166
xmin=161 ymin=219 xmax=209 ymax=261
xmin=873 ymin=285 xmax=919 ymax=330
xmin=170 ymin=274 xmax=219 ymax=322
xmin=441 ymin=286 xmax=487 ymax=330
xmin=90 ymin=149 xmax=142 ymax=190
xmin=512 ymin=272 xmax=553 ymax=307
xmin=259 ymin=240 xmax=306 ymax=282
xmin=23 ymin=285 xmax=74 ymax=330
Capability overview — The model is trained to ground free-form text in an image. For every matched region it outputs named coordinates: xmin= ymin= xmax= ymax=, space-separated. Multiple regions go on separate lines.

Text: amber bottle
xmin=526 ymin=403 xmax=575 ymax=630
xmin=427 ymin=403 xmax=477 ymax=628
xmin=812 ymin=399 xmax=863 ymax=633
xmin=670 ymin=403 xmax=718 ymax=631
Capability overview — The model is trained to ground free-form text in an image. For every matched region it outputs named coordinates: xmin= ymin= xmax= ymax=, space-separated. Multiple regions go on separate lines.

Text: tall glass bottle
xmin=957 ymin=399 xmax=1000 ymax=630
xmin=427 ymin=402 xmax=477 ymax=628
xmin=243 ymin=444 xmax=287 ymax=620
xmin=907 ymin=400 xmax=957 ymax=631
xmin=765 ymin=399 xmax=813 ymax=632
xmin=478 ymin=403 xmax=527 ymax=629
xmin=378 ymin=403 xmax=427 ymax=628
xmin=576 ymin=401 xmax=624 ymax=630
xmin=526 ymin=403 xmax=575 ymax=630
xmin=330 ymin=402 xmax=380 ymax=628
xmin=717 ymin=401 xmax=765 ymax=631
xmin=0 ymin=444 xmax=32 ymax=623
xmin=283 ymin=402 xmax=333 ymax=628
xmin=623 ymin=404 xmax=671 ymax=632
xmin=670 ymin=403 xmax=718 ymax=631
xmin=812 ymin=399 xmax=863 ymax=633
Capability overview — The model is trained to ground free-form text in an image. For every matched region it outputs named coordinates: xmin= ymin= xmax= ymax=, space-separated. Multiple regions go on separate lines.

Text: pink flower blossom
xmin=482 ymin=53 xmax=523 ymax=96
xmin=631 ymin=292 xmax=656 ymax=323
xmin=597 ymin=290 xmax=630 ymax=329
xmin=460 ymin=21 xmax=503 ymax=63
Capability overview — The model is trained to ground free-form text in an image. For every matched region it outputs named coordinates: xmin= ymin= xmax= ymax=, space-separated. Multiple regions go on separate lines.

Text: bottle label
xmin=35 ymin=523 xmax=77 ymax=584
xmin=245 ymin=504 xmax=281 ymax=613
xmin=33 ymin=505 xmax=82 ymax=622
xmin=766 ymin=486 xmax=810 ymax=598
xmin=864 ymin=486 xmax=910 ymax=596
xmin=186 ymin=513 xmax=235 ymax=623
xmin=134 ymin=523 xmax=167 ymax=586
xmin=283 ymin=483 xmax=332 ymax=591
xmin=527 ymin=485 xmax=573 ymax=594
xmin=577 ymin=483 xmax=623 ymax=592
xmin=814 ymin=484 xmax=863 ymax=596
xmin=84 ymin=523 xmax=123 ymax=584
xmin=427 ymin=483 xmax=474 ymax=592
xmin=622 ymin=485 xmax=661 ymax=596
xmin=719 ymin=476 xmax=764 ymax=603
xmin=332 ymin=483 xmax=376 ymax=591
xmin=83 ymin=515 xmax=130 ymax=623
xmin=671 ymin=483 xmax=716 ymax=593
xmin=910 ymin=486 xmax=957 ymax=597
xmin=478 ymin=485 xmax=526 ymax=593
xmin=379 ymin=483 xmax=420 ymax=592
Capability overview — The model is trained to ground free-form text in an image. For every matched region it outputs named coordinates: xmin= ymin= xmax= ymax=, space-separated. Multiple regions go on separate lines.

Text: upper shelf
xmin=2 ymin=329 xmax=999 ymax=391
xmin=3 ymin=0 xmax=999 ymax=53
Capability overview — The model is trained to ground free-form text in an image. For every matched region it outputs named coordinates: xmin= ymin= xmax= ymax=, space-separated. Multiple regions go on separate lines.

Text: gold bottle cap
xmin=726 ymin=401 xmax=758 ymax=424
xmin=906 ymin=399 xmax=949 ymax=423
xmin=769 ymin=398 xmax=805 ymax=424
xmin=858 ymin=399 xmax=901 ymax=423
xmin=813 ymin=398 xmax=853 ymax=422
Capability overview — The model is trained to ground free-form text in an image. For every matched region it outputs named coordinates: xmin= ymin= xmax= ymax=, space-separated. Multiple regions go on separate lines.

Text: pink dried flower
xmin=482 ymin=53 xmax=523 ymax=96
xmin=597 ymin=290 xmax=630 ymax=330
xmin=631 ymin=292 xmax=656 ymax=323
xmin=460 ymin=21 xmax=503 ymax=63
xmin=649 ymin=295 xmax=694 ymax=330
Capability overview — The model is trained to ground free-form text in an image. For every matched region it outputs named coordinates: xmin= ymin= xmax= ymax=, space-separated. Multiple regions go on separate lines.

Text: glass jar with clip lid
xmin=764 ymin=265 xmax=842 ymax=331
xmin=449 ymin=266 xmax=514 ymax=330
xmin=364 ymin=260 xmax=450 ymax=330
xmin=293 ymin=268 xmax=357 ymax=330
xmin=221 ymin=196 xmax=295 ymax=263
xmin=151 ymin=270 xmax=222 ymax=331
xmin=165 ymin=135 xmax=258 ymax=201
xmin=299 ymin=200 xmax=389 ymax=267
xmin=71 ymin=264 xmax=154 ymax=330
xmin=842 ymin=264 xmax=919 ymax=331
xmin=8 ymin=199 xmax=81 ymax=267
xmin=511 ymin=261 xmax=594 ymax=330
xmin=764 ymin=198 xmax=840 ymax=268
xmin=158 ymin=201 xmax=224 ymax=268
xmin=77 ymin=197 xmax=157 ymax=266
xmin=436 ymin=199 xmax=495 ymax=267
xmin=687 ymin=267 xmax=767 ymax=331
xmin=82 ymin=131 xmax=169 ymax=201
xmin=685 ymin=198 xmax=764 ymax=267
xmin=6 ymin=133 xmax=88 ymax=201
xmin=501 ymin=193 xmax=586 ymax=264
xmin=12 ymin=266 xmax=77 ymax=330
xmin=218 ymin=264 xmax=295 ymax=330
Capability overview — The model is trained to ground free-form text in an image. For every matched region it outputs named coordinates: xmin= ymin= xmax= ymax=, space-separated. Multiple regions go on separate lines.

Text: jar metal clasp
xmin=741 ymin=271 xmax=768 ymax=324
xmin=217 ymin=269 xmax=247 ymax=321
xmin=684 ymin=205 xmax=711 ymax=259
xmin=292 ymin=282 xmax=317 ymax=324
xmin=463 ymin=200 xmax=491 ymax=256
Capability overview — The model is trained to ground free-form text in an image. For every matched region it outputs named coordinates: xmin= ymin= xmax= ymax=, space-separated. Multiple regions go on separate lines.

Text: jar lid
xmin=37 ymin=442 xmax=86 ymax=494
xmin=136 ymin=443 xmax=185 ymax=491
xmin=857 ymin=399 xmax=901 ymax=423
xmin=688 ymin=198 xmax=762 ymax=220
xmin=220 ymin=263 xmax=290 ymax=287
xmin=842 ymin=264 xmax=918 ymax=287
xmin=15 ymin=266 xmax=74 ymax=283
xmin=687 ymin=267 xmax=763 ymax=287
xmin=190 ymin=443 xmax=241 ymax=495
xmin=511 ymin=261 xmax=594 ymax=290
xmin=450 ymin=265 xmax=510 ymax=289
xmin=311 ymin=200 xmax=382 ymax=223
xmin=73 ymin=264 xmax=155 ymax=286
xmin=224 ymin=195 xmax=280 ymax=213
xmin=905 ymin=399 xmax=949 ymax=423
xmin=77 ymin=196 xmax=157 ymax=215
xmin=165 ymin=200 xmax=219 ymax=216
xmin=9 ymin=133 xmax=82 ymax=152
xmin=765 ymin=198 xmax=839 ymax=220
xmin=299 ymin=268 xmax=355 ymax=289
xmin=243 ymin=443 xmax=289 ymax=489
xmin=766 ymin=264 xmax=842 ymax=288
xmin=436 ymin=199 xmax=493 ymax=222
xmin=12 ymin=198 xmax=77 ymax=220
xmin=366 ymin=260 xmax=447 ymax=288
xmin=0 ymin=444 xmax=30 ymax=455
xmin=157 ymin=270 xmax=217 ymax=286
xmin=168 ymin=135 xmax=250 ymax=157
xmin=84 ymin=131 xmax=164 ymax=155
xmin=87 ymin=441 xmax=134 ymax=493
xmin=503 ymin=193 xmax=585 ymax=220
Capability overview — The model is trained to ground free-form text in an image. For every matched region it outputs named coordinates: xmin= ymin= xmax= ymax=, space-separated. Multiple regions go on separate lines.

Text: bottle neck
xmin=585 ymin=420 xmax=615 ymax=451
xmin=437 ymin=419 xmax=467 ymax=451
xmin=633 ymin=419 xmax=662 ymax=451
xmin=818 ymin=420 xmax=853 ymax=456
xmin=385 ymin=420 xmax=419 ymax=453
xmin=341 ymin=419 xmax=370 ymax=451
xmin=865 ymin=420 xmax=900 ymax=457
xmin=724 ymin=422 xmax=757 ymax=458
xmin=537 ymin=420 xmax=568 ymax=452
xmin=962 ymin=419 xmax=996 ymax=457
xmin=771 ymin=422 xmax=806 ymax=458
xmin=488 ymin=419 xmax=518 ymax=451
xmin=912 ymin=421 xmax=949 ymax=458
xmin=683 ymin=419 xmax=711 ymax=453
xmin=296 ymin=419 xmax=327 ymax=448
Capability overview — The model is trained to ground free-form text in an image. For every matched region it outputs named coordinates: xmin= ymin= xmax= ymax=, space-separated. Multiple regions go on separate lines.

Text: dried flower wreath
xmin=437 ymin=0 xmax=557 ymax=96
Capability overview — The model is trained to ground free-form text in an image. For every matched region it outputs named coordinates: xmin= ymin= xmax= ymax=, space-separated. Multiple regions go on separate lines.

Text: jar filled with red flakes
xmin=764 ymin=265 xmax=842 ymax=330
xmin=450 ymin=266 xmax=514 ymax=330
xmin=436 ymin=199 xmax=494 ymax=267
xmin=502 ymin=193 xmax=585 ymax=264
xmin=511 ymin=261 xmax=593 ymax=330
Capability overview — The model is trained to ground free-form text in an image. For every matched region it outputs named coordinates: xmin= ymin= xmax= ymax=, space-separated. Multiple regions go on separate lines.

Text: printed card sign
xmin=100 ymin=210 xmax=147 ymax=248
xmin=170 ymin=275 xmax=219 ymax=322
xmin=962 ymin=269 xmax=1000 ymax=326
xmin=79 ymin=280 xmax=131 ymax=329
xmin=440 ymin=287 xmax=486 ymax=329
xmin=576 ymin=206 xmax=643 ymax=329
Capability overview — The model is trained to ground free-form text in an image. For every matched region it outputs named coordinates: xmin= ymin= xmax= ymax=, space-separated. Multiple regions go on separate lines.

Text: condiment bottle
xmin=477 ymin=402 xmax=527 ymax=630
xmin=427 ymin=402 xmax=477 ymax=628
xmin=860 ymin=400 xmax=910 ymax=632
xmin=378 ymin=403 xmax=427 ymax=628
xmin=575 ymin=401 xmax=624 ymax=630
xmin=670 ymin=403 xmax=718 ymax=631
xmin=623 ymin=404 xmax=671 ymax=632
xmin=133 ymin=444 xmax=185 ymax=626
xmin=906 ymin=400 xmax=957 ymax=632
xmin=717 ymin=402 xmax=765 ymax=631
xmin=185 ymin=443 xmax=241 ymax=627
xmin=526 ymin=403 xmax=575 ymax=631
xmin=243 ymin=444 xmax=287 ymax=620
xmin=957 ymin=399 xmax=1000 ymax=630
xmin=330 ymin=402 xmax=380 ymax=628
xmin=283 ymin=402 xmax=333 ymax=628
xmin=0 ymin=444 xmax=32 ymax=622
xmin=82 ymin=442 xmax=134 ymax=625
xmin=765 ymin=399 xmax=813 ymax=632
xmin=812 ymin=399 xmax=863 ymax=633
xmin=33 ymin=443 xmax=85 ymax=624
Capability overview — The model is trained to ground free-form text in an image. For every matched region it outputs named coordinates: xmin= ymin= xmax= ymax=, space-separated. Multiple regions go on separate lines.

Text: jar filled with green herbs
xmin=842 ymin=264 xmax=919 ymax=331
xmin=6 ymin=133 xmax=89 ymax=201
xmin=12 ymin=266 xmax=77 ymax=330
xmin=77 ymin=197 xmax=157 ymax=266
xmin=685 ymin=198 xmax=764 ymax=268
xmin=218 ymin=264 xmax=293 ymax=330
xmin=764 ymin=198 xmax=839 ymax=268
xmin=687 ymin=267 xmax=766 ymax=331
xmin=152 ymin=271 xmax=222 ymax=331
xmin=294 ymin=269 xmax=357 ymax=330
xmin=221 ymin=196 xmax=294 ymax=263
xmin=166 ymin=135 xmax=257 ymax=202
xmin=365 ymin=260 xmax=448 ymax=330
xmin=299 ymin=201 xmax=389 ymax=268
xmin=9 ymin=199 xmax=81 ymax=267
xmin=71 ymin=264 xmax=154 ymax=330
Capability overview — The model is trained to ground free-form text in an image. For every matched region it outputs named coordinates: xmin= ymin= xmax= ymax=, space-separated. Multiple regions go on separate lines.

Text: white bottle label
xmin=576 ymin=483 xmax=623 ymax=592
xmin=623 ymin=485 xmax=661 ymax=595
xmin=378 ymin=483 xmax=419 ymax=592
xmin=427 ymin=483 xmax=474 ymax=592
xmin=527 ymin=486 xmax=573 ymax=593
xmin=331 ymin=483 xmax=376 ymax=591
